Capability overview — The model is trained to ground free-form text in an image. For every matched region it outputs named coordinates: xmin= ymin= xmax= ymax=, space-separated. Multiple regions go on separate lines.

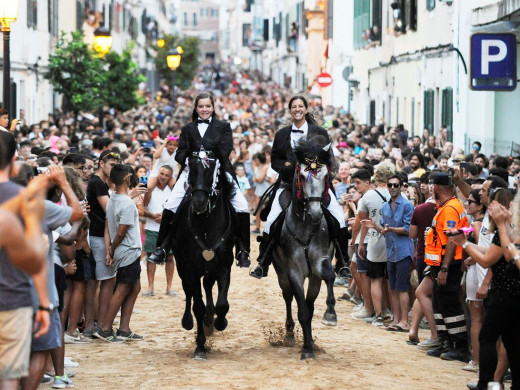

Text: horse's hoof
xmin=283 ymin=334 xmax=295 ymax=347
xmin=182 ymin=314 xmax=194 ymax=330
xmin=301 ymin=351 xmax=316 ymax=360
xmin=322 ymin=313 xmax=337 ymax=326
xmin=214 ymin=317 xmax=228 ymax=331
xmin=192 ymin=351 xmax=207 ymax=361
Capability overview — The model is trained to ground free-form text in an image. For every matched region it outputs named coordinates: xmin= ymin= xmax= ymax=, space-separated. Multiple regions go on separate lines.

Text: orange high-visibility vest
xmin=424 ymin=197 xmax=468 ymax=266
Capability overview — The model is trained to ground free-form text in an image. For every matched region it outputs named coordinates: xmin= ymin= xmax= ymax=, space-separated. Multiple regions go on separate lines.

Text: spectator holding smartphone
xmin=148 ymin=136 xmax=179 ymax=191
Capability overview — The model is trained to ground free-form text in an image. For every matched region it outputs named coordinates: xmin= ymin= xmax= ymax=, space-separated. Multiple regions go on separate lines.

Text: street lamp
xmin=93 ymin=27 xmax=112 ymax=129
xmin=166 ymin=46 xmax=182 ymax=107
xmin=0 ymin=0 xmax=20 ymax=121
xmin=93 ymin=27 xmax=113 ymax=58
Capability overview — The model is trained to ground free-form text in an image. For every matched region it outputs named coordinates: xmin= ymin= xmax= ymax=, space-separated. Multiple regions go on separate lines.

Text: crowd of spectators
xmin=0 ymin=68 xmax=519 ymax=390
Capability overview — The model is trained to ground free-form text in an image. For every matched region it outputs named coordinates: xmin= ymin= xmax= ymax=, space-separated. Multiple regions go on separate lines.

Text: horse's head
xmin=188 ymin=149 xmax=220 ymax=214
xmin=294 ymin=137 xmax=333 ymax=225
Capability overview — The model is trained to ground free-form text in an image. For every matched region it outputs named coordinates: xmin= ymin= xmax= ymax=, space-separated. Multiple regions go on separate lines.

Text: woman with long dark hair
xmin=148 ymin=92 xmax=251 ymax=268
xmin=250 ymin=95 xmax=348 ymax=279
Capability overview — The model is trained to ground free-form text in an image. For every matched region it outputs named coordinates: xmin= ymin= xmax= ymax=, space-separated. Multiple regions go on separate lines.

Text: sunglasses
xmin=100 ymin=152 xmax=120 ymax=162
xmin=402 ymin=183 xmax=409 ymax=189
xmin=489 ymin=187 xmax=506 ymax=196
xmin=465 ymin=199 xmax=479 ymax=205
xmin=388 ymin=183 xmax=401 ymax=188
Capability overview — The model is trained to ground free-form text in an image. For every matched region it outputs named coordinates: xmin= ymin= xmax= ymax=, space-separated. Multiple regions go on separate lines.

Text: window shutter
xmin=405 ymin=0 xmax=417 ymax=31
xmin=424 ymin=90 xmax=434 ymax=132
xmin=442 ymin=88 xmax=453 ymax=142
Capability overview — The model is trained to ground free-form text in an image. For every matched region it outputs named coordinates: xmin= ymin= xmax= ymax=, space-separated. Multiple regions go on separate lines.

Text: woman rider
xmin=148 ymin=92 xmax=251 ymax=268
xmin=250 ymin=95 xmax=349 ymax=279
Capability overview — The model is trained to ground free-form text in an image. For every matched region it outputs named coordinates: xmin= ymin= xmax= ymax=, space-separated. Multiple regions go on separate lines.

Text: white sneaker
xmin=64 ymin=357 xmax=79 ymax=368
xmin=371 ymin=315 xmax=385 ymax=327
xmin=462 ymin=360 xmax=479 ymax=373
xmin=351 ymin=307 xmax=374 ymax=320
xmin=353 ymin=303 xmax=364 ymax=312
xmin=382 ymin=308 xmax=393 ymax=321
xmin=64 ymin=330 xmax=91 ymax=344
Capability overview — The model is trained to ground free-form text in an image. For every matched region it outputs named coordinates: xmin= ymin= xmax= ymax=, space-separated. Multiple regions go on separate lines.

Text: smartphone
xmin=37 ymin=166 xmax=49 ymax=175
xmin=70 ymin=146 xmax=77 ymax=153
xmin=139 ymin=176 xmax=148 ymax=188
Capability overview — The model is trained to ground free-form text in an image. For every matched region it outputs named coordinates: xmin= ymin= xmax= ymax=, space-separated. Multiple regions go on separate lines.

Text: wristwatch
xmin=512 ymin=255 xmax=520 ymax=266
xmin=38 ymin=303 xmax=55 ymax=312
xmin=440 ymin=266 xmax=448 ymax=272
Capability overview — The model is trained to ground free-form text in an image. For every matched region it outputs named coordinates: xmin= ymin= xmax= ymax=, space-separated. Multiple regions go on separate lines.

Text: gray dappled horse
xmin=173 ymin=150 xmax=236 ymax=360
xmin=272 ymin=139 xmax=337 ymax=360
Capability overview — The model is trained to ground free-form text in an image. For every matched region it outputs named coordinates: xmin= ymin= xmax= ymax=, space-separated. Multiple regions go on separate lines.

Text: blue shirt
xmin=381 ymin=194 xmax=414 ymax=262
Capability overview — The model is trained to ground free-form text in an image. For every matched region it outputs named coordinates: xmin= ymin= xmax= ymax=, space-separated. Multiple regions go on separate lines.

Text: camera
xmin=36 ymin=166 xmax=49 ymax=175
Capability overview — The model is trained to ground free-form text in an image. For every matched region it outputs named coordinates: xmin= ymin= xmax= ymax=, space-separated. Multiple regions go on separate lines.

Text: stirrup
xmin=148 ymin=248 xmax=166 ymax=265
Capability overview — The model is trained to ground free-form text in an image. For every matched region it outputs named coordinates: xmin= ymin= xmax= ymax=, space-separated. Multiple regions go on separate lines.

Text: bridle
xmin=294 ymin=158 xmax=330 ymax=220
xmin=188 ymin=149 xmax=221 ymax=214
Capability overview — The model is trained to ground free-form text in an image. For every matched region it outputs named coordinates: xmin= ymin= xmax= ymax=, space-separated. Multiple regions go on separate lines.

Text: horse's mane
xmin=294 ymin=135 xmax=334 ymax=167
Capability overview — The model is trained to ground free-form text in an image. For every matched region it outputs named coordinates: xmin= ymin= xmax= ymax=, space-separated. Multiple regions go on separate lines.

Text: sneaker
xmin=52 ymin=374 xmax=74 ymax=388
xmin=440 ymin=348 xmax=471 ymax=363
xmin=419 ymin=317 xmax=430 ymax=330
xmin=81 ymin=328 xmax=95 ymax=339
xmin=350 ymin=307 xmax=372 ymax=320
xmin=417 ymin=338 xmax=440 ymax=350
xmin=65 ymin=329 xmax=91 ymax=344
xmin=503 ymin=369 xmax=511 ymax=383
xmin=41 ymin=374 xmax=53 ymax=385
xmin=64 ymin=356 xmax=79 ymax=368
xmin=349 ymin=295 xmax=363 ymax=306
xmin=462 ymin=360 xmax=479 ymax=373
xmin=333 ymin=277 xmax=348 ymax=287
xmin=352 ymin=302 xmax=364 ymax=312
xmin=116 ymin=329 xmax=144 ymax=341
xmin=364 ymin=313 xmax=377 ymax=323
xmin=93 ymin=328 xmax=125 ymax=343
xmin=382 ymin=308 xmax=393 ymax=321
xmin=337 ymin=289 xmax=354 ymax=301
xmin=371 ymin=315 xmax=384 ymax=327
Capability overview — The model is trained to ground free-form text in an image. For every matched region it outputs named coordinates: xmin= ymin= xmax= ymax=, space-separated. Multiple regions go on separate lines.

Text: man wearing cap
xmin=423 ymin=172 xmax=470 ymax=362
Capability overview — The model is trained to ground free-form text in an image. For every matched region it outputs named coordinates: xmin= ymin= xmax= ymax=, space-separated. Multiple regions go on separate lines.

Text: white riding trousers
xmin=264 ymin=188 xmax=345 ymax=233
xmin=163 ymin=170 xmax=249 ymax=213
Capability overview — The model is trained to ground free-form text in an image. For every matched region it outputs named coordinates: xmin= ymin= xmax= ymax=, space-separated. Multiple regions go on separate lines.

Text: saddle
xmin=256 ymin=181 xmax=292 ymax=222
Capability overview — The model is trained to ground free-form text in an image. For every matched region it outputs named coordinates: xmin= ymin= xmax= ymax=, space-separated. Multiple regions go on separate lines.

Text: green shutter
xmin=354 ymin=0 xmax=371 ymax=49
xmin=442 ymin=88 xmax=453 ymax=142
xmin=423 ymin=90 xmax=434 ymax=132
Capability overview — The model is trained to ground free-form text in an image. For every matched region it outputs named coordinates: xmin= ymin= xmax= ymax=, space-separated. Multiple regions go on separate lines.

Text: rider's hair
xmin=288 ymin=95 xmax=317 ymax=126
xmin=191 ymin=92 xmax=219 ymax=122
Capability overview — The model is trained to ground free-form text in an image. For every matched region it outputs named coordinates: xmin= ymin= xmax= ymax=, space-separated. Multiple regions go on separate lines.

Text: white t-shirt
xmin=358 ymin=187 xmax=390 ymax=262
xmin=145 ymin=185 xmax=173 ymax=232
xmin=475 ymin=212 xmax=493 ymax=286
xmin=236 ymin=176 xmax=251 ymax=193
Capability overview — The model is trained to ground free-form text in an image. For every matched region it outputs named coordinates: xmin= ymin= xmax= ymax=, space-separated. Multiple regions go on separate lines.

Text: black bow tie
xmin=291 ymin=129 xmax=304 ymax=134
xmin=197 ymin=119 xmax=210 ymax=124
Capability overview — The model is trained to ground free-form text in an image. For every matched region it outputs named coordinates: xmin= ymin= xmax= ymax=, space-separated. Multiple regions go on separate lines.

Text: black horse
xmin=272 ymin=138 xmax=337 ymax=360
xmin=173 ymin=149 xmax=236 ymax=360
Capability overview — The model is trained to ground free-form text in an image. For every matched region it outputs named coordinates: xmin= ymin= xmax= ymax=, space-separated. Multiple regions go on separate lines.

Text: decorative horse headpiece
xmin=294 ymin=139 xmax=333 ymax=202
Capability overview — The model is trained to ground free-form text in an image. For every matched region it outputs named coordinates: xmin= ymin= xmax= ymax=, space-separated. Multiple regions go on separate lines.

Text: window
xmin=426 ymin=0 xmax=435 ymax=11
xmin=423 ymin=89 xmax=435 ymax=132
xmin=354 ymin=0 xmax=381 ymax=49
xmin=193 ymin=12 xmax=197 ymax=26
xmin=183 ymin=12 xmax=188 ymax=26
xmin=242 ymin=23 xmax=251 ymax=46
xmin=211 ymin=8 xmax=218 ymax=17
xmin=441 ymin=88 xmax=453 ymax=142
xmin=48 ymin=0 xmax=58 ymax=36
xmin=405 ymin=0 xmax=417 ymax=31
xmin=263 ymin=19 xmax=269 ymax=41
xmin=201 ymin=8 xmax=208 ymax=17
xmin=411 ymin=97 xmax=415 ymax=134
xmin=76 ymin=0 xmax=84 ymax=31
xmin=325 ymin=0 xmax=333 ymax=39
xmin=27 ymin=0 xmax=38 ymax=29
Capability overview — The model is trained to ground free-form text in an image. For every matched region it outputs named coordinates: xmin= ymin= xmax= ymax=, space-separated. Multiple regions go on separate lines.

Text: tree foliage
xmin=45 ymin=31 xmax=106 ymax=116
xmin=154 ymin=34 xmax=200 ymax=90
xmin=104 ymin=44 xmax=147 ymax=112
xmin=45 ymin=31 xmax=146 ymax=118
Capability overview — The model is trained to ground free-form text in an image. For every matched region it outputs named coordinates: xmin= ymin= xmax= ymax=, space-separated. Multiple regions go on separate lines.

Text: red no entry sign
xmin=317 ymin=72 xmax=333 ymax=87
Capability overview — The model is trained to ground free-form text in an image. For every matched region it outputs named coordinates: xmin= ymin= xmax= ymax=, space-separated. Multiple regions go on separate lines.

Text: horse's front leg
xmin=203 ymin=273 xmax=216 ymax=334
xmin=191 ymin=280 xmax=207 ymax=360
xmin=181 ymin=278 xmax=193 ymax=330
xmin=321 ymin=255 xmax=337 ymax=326
xmin=214 ymin=263 xmax=231 ymax=331
xmin=289 ymin=274 xmax=314 ymax=360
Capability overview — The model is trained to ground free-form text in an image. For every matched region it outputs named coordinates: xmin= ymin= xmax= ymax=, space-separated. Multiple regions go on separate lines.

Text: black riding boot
xmin=249 ymin=232 xmax=273 ymax=279
xmin=335 ymin=227 xmax=350 ymax=278
xmin=148 ymin=209 xmax=175 ymax=265
xmin=235 ymin=212 xmax=251 ymax=268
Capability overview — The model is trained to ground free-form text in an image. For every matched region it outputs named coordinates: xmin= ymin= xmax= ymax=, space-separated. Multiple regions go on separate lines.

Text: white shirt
xmin=290 ymin=121 xmax=308 ymax=148
xmin=145 ymin=185 xmax=173 ymax=232
xmin=197 ymin=117 xmax=212 ymax=138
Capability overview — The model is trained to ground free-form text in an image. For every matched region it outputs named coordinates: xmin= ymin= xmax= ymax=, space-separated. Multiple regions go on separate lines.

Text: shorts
xmin=415 ymin=257 xmax=427 ymax=284
xmin=68 ymin=251 xmax=95 ymax=282
xmin=387 ymin=257 xmax=412 ymax=292
xmin=0 ymin=307 xmax=33 ymax=379
xmin=355 ymin=243 xmax=368 ymax=273
xmin=31 ymin=309 xmax=61 ymax=352
xmin=54 ymin=264 xmax=67 ymax=312
xmin=466 ymin=264 xmax=482 ymax=302
xmin=367 ymin=260 xmax=387 ymax=279
xmin=143 ymin=229 xmax=159 ymax=253
xmin=116 ymin=258 xmax=141 ymax=285
xmin=89 ymin=236 xmax=116 ymax=281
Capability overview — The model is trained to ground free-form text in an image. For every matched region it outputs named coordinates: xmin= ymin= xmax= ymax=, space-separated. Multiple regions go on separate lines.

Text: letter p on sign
xmin=481 ymin=40 xmax=507 ymax=75
xmin=470 ymin=33 xmax=517 ymax=91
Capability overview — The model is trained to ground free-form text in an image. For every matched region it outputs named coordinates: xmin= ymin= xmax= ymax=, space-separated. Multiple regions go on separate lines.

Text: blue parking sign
xmin=470 ymin=33 xmax=517 ymax=91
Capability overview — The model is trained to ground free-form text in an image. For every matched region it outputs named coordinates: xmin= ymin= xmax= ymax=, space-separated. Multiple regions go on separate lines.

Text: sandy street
xmin=67 ymin=243 xmax=483 ymax=390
